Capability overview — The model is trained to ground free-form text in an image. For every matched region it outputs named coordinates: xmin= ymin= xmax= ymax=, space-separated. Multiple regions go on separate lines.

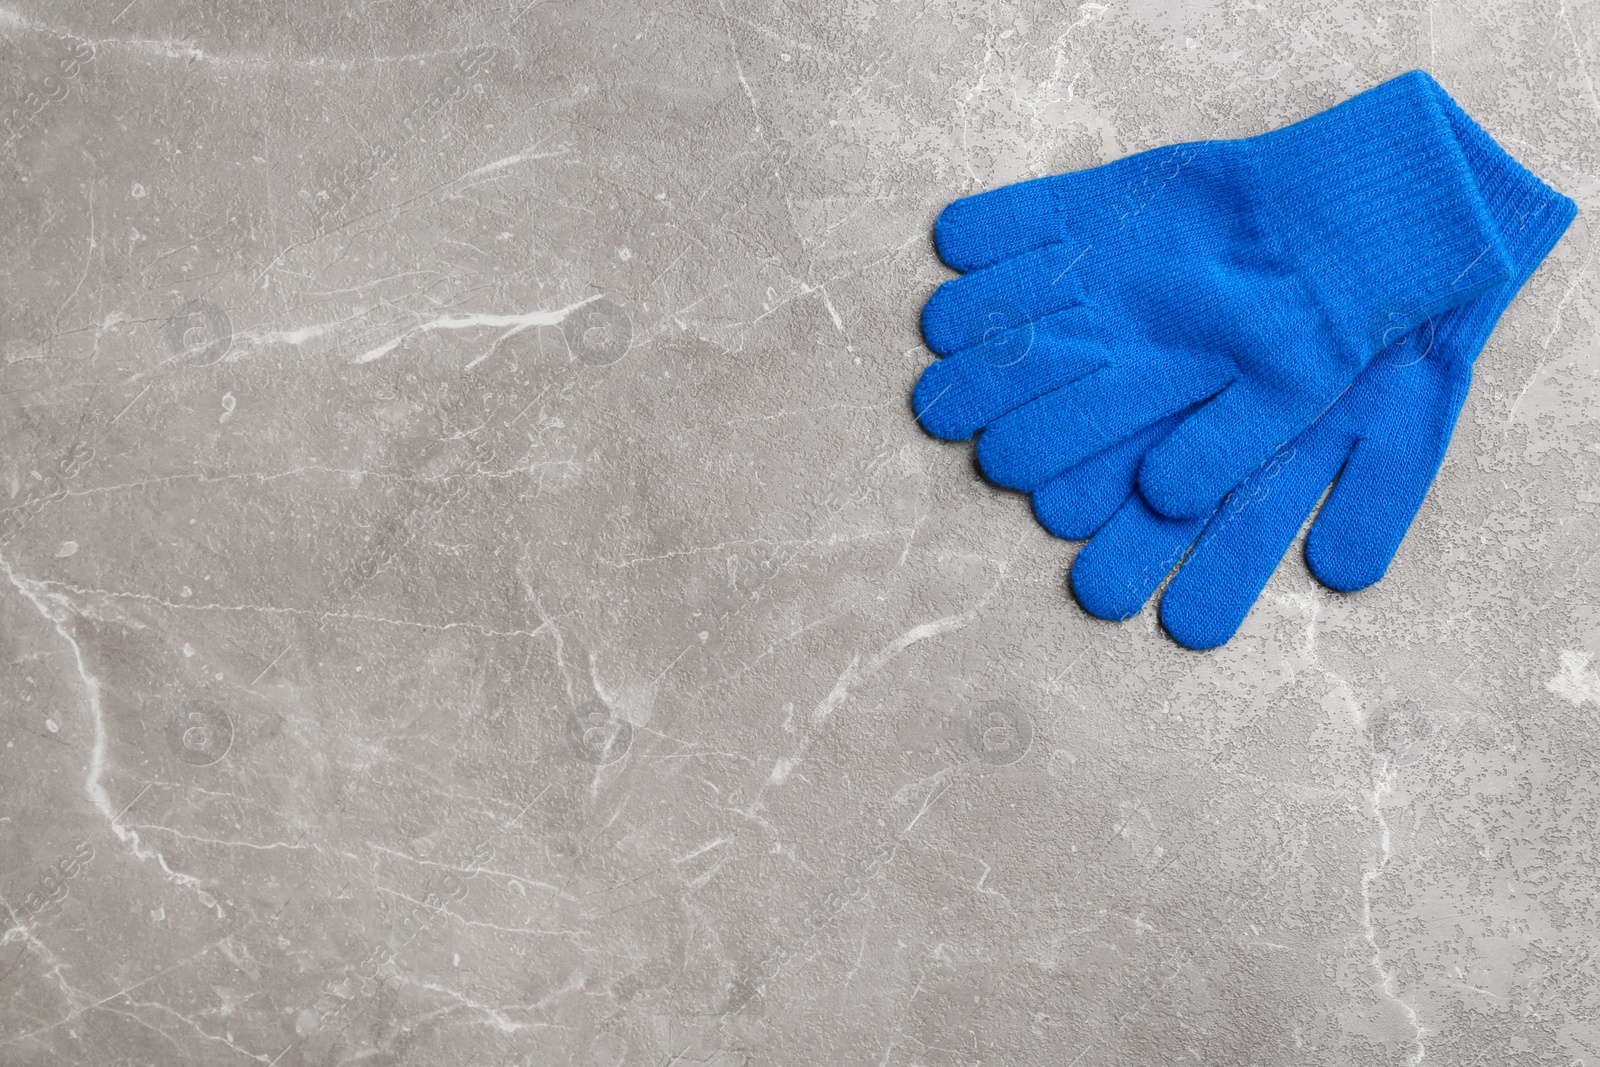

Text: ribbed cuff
xmin=1249 ymin=70 xmax=1514 ymax=356
xmin=1439 ymin=90 xmax=1577 ymax=279
xmin=1429 ymin=91 xmax=1577 ymax=355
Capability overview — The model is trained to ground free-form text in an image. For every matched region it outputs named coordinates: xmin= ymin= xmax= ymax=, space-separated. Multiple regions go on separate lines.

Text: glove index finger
xmin=935 ymin=180 xmax=1075 ymax=272
xmin=1304 ymin=402 xmax=1462 ymax=593
xmin=934 ymin=141 xmax=1213 ymax=271
xmin=1139 ymin=374 xmax=1341 ymax=520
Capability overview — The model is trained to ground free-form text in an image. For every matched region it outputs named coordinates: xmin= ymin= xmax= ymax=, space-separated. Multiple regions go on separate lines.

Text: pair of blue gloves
xmin=913 ymin=71 xmax=1576 ymax=649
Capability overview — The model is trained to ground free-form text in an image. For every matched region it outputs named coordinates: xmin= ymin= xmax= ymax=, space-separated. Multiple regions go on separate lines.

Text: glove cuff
xmin=1251 ymin=70 xmax=1514 ymax=356
xmin=1423 ymin=93 xmax=1577 ymax=359
xmin=1439 ymin=91 xmax=1578 ymax=280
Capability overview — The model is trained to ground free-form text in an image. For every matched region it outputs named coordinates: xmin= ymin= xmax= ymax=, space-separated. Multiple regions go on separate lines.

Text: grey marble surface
xmin=1 ymin=1 xmax=1598 ymax=1064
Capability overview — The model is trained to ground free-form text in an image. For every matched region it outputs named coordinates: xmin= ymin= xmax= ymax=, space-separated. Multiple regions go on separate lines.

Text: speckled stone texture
xmin=0 ymin=1 xmax=1597 ymax=1065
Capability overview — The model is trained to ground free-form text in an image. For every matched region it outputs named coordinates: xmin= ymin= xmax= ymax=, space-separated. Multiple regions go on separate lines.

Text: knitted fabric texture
xmin=913 ymin=70 xmax=1511 ymax=520
xmin=1064 ymin=92 xmax=1575 ymax=649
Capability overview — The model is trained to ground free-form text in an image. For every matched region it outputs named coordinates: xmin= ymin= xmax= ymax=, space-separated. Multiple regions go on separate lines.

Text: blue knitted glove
xmin=1058 ymin=100 xmax=1575 ymax=649
xmin=913 ymin=70 xmax=1512 ymax=520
